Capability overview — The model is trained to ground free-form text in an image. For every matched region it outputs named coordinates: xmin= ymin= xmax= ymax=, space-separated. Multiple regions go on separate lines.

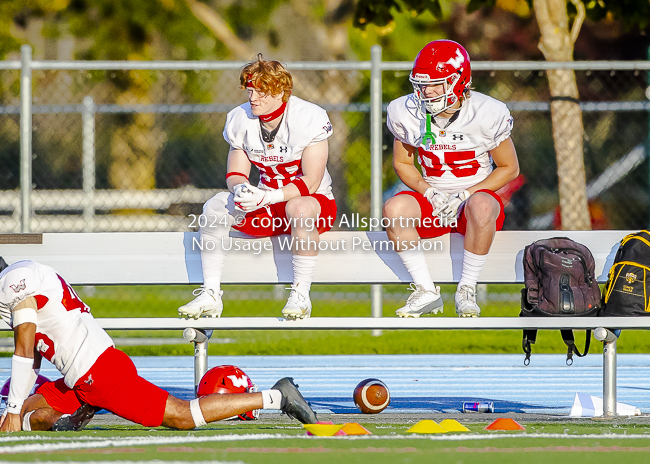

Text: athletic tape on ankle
xmin=22 ymin=410 xmax=34 ymax=431
xmin=189 ymin=398 xmax=206 ymax=427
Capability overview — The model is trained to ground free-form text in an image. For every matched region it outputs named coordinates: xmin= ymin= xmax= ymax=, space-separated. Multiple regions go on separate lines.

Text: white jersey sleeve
xmin=0 ymin=261 xmax=114 ymax=388
xmin=223 ymin=108 xmax=248 ymax=151
xmin=386 ymin=97 xmax=413 ymax=145
xmin=297 ymin=104 xmax=332 ymax=147
xmin=0 ymin=262 xmax=42 ymax=314
xmin=489 ymin=103 xmax=514 ymax=151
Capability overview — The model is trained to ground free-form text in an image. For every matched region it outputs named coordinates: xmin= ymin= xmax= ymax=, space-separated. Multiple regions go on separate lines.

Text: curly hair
xmin=240 ymin=54 xmax=293 ymax=103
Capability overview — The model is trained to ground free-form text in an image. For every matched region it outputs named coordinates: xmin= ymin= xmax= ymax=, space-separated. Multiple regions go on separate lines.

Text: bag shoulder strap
xmin=560 ymin=329 xmax=591 ymax=365
xmin=522 ymin=329 xmax=537 ymax=366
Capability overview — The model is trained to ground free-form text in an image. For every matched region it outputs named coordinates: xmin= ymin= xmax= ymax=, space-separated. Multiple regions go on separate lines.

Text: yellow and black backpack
xmin=601 ymin=230 xmax=650 ymax=316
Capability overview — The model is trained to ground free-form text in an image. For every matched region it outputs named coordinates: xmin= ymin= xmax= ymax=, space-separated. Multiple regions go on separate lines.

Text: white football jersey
xmin=223 ymin=95 xmax=334 ymax=199
xmin=387 ymin=91 xmax=513 ymax=193
xmin=0 ymin=261 xmax=113 ymax=388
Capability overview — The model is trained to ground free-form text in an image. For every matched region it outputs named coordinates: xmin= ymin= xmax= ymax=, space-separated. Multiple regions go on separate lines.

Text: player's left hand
xmin=0 ymin=412 xmax=22 ymax=432
xmin=433 ymin=190 xmax=470 ymax=220
xmin=235 ymin=185 xmax=284 ymax=212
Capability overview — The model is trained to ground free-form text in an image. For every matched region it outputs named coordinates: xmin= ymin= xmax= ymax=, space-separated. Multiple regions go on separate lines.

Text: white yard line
xmin=1 ymin=432 xmax=650 ymax=454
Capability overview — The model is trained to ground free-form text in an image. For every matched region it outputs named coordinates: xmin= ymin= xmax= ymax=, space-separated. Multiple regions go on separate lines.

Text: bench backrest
xmin=0 ymin=230 xmax=629 ymax=286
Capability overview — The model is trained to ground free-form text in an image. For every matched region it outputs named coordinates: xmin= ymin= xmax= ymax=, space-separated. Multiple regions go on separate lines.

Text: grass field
xmin=2 ymin=420 xmax=650 ymax=463
xmin=6 ymin=283 xmax=639 ymax=357
xmin=1 ymin=284 xmax=648 ymax=461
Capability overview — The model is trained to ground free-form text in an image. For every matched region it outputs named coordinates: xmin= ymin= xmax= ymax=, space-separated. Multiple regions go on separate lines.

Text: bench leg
xmin=595 ymin=327 xmax=618 ymax=417
xmin=183 ymin=328 xmax=213 ymax=396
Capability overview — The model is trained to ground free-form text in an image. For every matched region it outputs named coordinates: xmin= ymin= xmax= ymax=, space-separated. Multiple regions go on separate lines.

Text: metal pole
xmin=603 ymin=336 xmax=617 ymax=417
xmin=20 ymin=45 xmax=33 ymax=233
xmin=595 ymin=327 xmax=618 ymax=417
xmin=370 ymin=45 xmax=383 ymax=335
xmin=183 ymin=328 xmax=213 ymax=396
xmin=82 ymin=96 xmax=96 ymax=232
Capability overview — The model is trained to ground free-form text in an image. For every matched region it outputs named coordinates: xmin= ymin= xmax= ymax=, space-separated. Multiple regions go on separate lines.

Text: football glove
xmin=423 ymin=187 xmax=449 ymax=212
xmin=234 ymin=184 xmax=284 ymax=212
xmin=233 ymin=183 xmax=253 ymax=211
xmin=433 ymin=189 xmax=470 ymax=220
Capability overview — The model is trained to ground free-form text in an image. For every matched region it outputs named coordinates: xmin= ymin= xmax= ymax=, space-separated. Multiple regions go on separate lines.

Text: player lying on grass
xmin=0 ymin=258 xmax=317 ymax=432
xmin=178 ymin=54 xmax=337 ymax=320
xmin=383 ymin=40 xmax=519 ymax=318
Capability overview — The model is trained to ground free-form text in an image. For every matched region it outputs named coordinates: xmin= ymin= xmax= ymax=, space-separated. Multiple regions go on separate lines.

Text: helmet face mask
xmin=409 ymin=40 xmax=471 ymax=116
xmin=410 ymin=74 xmax=460 ymax=115
xmin=197 ymin=365 xmax=259 ymax=420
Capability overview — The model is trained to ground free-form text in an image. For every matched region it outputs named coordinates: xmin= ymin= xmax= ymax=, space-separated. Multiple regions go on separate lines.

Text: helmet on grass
xmin=197 ymin=365 xmax=259 ymax=420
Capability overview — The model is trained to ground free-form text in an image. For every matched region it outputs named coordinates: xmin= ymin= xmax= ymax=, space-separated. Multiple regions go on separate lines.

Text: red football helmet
xmin=409 ymin=40 xmax=471 ymax=115
xmin=0 ymin=374 xmax=50 ymax=412
xmin=197 ymin=365 xmax=259 ymax=420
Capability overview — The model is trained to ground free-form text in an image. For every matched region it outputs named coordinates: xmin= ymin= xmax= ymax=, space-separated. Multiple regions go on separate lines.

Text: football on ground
xmin=353 ymin=378 xmax=390 ymax=414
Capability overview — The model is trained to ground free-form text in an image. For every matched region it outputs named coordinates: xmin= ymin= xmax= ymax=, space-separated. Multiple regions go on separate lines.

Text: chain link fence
xmin=2 ymin=50 xmax=650 ymax=320
xmin=2 ymin=55 xmax=649 ymax=234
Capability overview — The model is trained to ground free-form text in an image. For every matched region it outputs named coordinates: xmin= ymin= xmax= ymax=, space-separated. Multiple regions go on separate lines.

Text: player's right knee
xmin=383 ymin=197 xmax=403 ymax=221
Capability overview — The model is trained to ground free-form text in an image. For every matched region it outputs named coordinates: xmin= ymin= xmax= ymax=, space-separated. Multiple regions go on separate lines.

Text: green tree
xmin=1 ymin=0 xmax=217 ymax=192
xmin=353 ymin=0 xmax=650 ymax=230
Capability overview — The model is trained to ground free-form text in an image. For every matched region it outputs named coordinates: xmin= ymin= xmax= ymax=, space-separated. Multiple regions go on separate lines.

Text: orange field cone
xmin=406 ymin=420 xmax=448 ymax=434
xmin=485 ymin=418 xmax=525 ymax=431
xmin=304 ymin=422 xmax=346 ymax=436
xmin=340 ymin=423 xmax=372 ymax=435
xmin=440 ymin=419 xmax=470 ymax=432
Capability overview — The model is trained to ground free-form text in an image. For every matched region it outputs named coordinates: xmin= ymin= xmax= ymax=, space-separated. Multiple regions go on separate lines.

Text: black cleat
xmin=51 ymin=402 xmax=98 ymax=431
xmin=272 ymin=377 xmax=318 ymax=424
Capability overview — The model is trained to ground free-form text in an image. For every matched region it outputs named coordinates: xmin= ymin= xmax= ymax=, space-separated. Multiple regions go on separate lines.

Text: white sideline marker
xmin=569 ymin=392 xmax=640 ymax=417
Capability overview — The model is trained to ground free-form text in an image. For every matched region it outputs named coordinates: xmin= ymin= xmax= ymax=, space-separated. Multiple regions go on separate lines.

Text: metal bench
xmin=1 ymin=230 xmax=640 ymax=417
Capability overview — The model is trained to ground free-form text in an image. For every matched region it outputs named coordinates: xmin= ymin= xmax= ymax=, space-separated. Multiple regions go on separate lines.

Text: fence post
xmin=370 ymin=45 xmax=383 ymax=334
xmin=82 ymin=96 xmax=96 ymax=232
xmin=20 ymin=45 xmax=33 ymax=233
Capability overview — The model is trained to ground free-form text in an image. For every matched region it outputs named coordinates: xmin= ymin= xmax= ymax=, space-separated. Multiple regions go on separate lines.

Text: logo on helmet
xmin=446 ymin=49 xmax=465 ymax=69
xmin=227 ymin=374 xmax=251 ymax=389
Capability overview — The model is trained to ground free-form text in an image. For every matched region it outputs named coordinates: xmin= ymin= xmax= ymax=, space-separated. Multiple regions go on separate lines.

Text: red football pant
xmin=233 ymin=194 xmax=337 ymax=236
xmin=396 ymin=188 xmax=505 ymax=239
xmin=36 ymin=347 xmax=168 ymax=427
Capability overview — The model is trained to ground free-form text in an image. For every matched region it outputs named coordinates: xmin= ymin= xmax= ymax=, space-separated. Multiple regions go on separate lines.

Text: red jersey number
xmin=57 ymin=275 xmax=90 ymax=313
xmin=418 ymin=149 xmax=479 ymax=178
xmin=34 ymin=333 xmax=55 ymax=362
xmin=250 ymin=159 xmax=303 ymax=189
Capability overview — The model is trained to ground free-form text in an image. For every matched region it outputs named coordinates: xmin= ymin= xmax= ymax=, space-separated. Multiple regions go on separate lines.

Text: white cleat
xmin=282 ymin=287 xmax=312 ymax=320
xmin=395 ymin=284 xmax=443 ymax=318
xmin=178 ymin=287 xmax=223 ymax=319
xmin=455 ymin=285 xmax=481 ymax=318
